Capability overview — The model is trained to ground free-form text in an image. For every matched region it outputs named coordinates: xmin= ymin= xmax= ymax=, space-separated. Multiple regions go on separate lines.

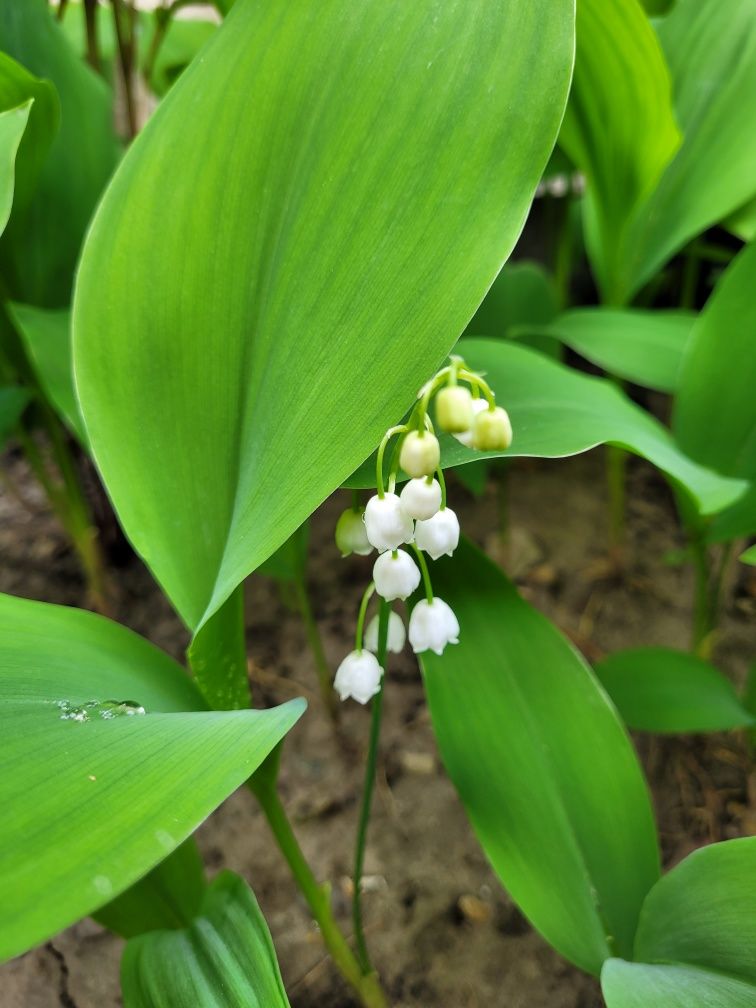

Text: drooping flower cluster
xmin=333 ymin=355 xmax=512 ymax=703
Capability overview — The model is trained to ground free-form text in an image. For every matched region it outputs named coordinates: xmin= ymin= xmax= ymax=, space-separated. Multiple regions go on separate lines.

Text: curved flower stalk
xmin=331 ymin=354 xmax=512 ymax=980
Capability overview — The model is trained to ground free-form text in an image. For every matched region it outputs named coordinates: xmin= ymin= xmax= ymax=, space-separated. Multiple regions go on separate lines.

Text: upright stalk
xmin=111 ymin=0 xmax=138 ymax=138
xmin=83 ymin=0 xmax=101 ymax=72
xmin=352 ymin=599 xmax=389 ymax=974
xmin=606 ymin=444 xmax=626 ymax=562
xmin=189 ymin=588 xmax=388 ymax=1008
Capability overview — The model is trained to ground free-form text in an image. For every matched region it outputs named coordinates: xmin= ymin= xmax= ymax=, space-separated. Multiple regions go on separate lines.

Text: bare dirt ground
xmin=1 ymin=446 xmax=754 ymax=1008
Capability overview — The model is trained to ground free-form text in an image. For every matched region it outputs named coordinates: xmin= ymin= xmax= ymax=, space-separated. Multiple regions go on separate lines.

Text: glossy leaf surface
xmin=546 ymin=308 xmax=694 ymax=392
xmin=121 ymin=871 xmax=290 ymax=1008
xmin=0 ymin=592 xmax=304 ymax=960
xmin=602 ymin=960 xmax=756 ymax=1008
xmin=73 ymin=0 xmax=574 ymax=631
xmin=674 ymin=241 xmax=756 ymax=481
xmin=420 ymin=539 xmax=660 ymax=974
xmin=596 ymin=647 xmax=754 ymax=733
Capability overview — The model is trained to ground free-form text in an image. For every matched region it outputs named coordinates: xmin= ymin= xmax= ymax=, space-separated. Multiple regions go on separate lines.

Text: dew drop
xmin=93 ymin=875 xmax=113 ymax=896
xmin=55 ymin=699 xmax=146 ymax=722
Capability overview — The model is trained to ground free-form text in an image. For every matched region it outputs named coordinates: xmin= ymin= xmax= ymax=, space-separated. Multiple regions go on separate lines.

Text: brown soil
xmin=1 ymin=446 xmax=754 ymax=1008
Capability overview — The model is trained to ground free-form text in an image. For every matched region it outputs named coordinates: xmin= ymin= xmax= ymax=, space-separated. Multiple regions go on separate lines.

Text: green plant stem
xmin=111 ymin=0 xmax=138 ymax=138
xmin=690 ymin=533 xmax=712 ymax=657
xmin=83 ymin=0 xmax=101 ymax=72
xmin=410 ymin=543 xmax=433 ymax=602
xmin=187 ymin=582 xmax=251 ymax=709
xmin=250 ymin=775 xmax=387 ymax=1008
xmin=352 ymin=599 xmax=389 ymax=975
xmin=294 ymin=575 xmax=339 ymax=723
xmin=143 ymin=0 xmax=196 ymax=85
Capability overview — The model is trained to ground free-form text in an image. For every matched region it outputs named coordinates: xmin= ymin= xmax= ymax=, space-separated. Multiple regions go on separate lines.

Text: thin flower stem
xmin=375 ymin=424 xmax=407 ymax=498
xmin=250 ymin=776 xmax=387 ymax=1008
xmin=352 ymin=598 xmax=389 ymax=975
xmin=411 ymin=543 xmax=434 ymax=603
xmin=436 ymin=465 xmax=447 ymax=509
xmin=355 ymin=582 xmax=376 ymax=651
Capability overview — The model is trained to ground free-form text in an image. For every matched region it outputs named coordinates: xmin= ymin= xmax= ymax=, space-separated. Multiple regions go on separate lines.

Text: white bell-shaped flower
xmin=453 ymin=398 xmax=488 ymax=448
xmin=400 ymin=477 xmax=442 ymax=520
xmin=373 ymin=549 xmax=421 ymax=601
xmin=435 ymin=385 xmax=474 ymax=433
xmin=408 ymin=598 xmax=460 ymax=655
xmin=363 ymin=493 xmax=414 ymax=552
xmin=333 ymin=650 xmax=383 ymax=704
xmin=364 ymin=610 xmax=406 ymax=653
xmin=399 ymin=430 xmax=441 ymax=478
xmin=472 ymin=405 xmax=513 ymax=451
xmin=335 ymin=508 xmax=372 ymax=556
xmin=414 ymin=507 xmax=459 ymax=560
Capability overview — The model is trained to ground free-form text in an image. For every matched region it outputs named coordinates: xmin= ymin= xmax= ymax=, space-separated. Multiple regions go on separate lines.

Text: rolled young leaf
xmin=0 ymin=592 xmax=304 ymax=961
xmin=559 ymin=0 xmax=680 ymax=302
xmin=121 ymin=871 xmax=290 ymax=1008
xmin=73 ymin=0 xmax=575 ymax=632
xmin=595 ymin=647 xmax=755 ymax=733
xmin=420 ymin=538 xmax=660 ymax=975
xmin=0 ymin=384 xmax=28 ymax=445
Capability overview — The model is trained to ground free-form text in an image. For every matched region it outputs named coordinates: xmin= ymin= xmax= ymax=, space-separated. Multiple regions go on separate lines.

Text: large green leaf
xmin=420 ymin=539 xmax=660 ymax=975
xmin=603 ymin=838 xmax=756 ymax=1005
xmin=0 ymin=0 xmax=119 ymax=306
xmin=602 ymin=960 xmax=756 ymax=1008
xmin=73 ymin=0 xmax=574 ymax=633
xmin=740 ymin=545 xmax=756 ymax=566
xmin=708 ymin=483 xmax=756 ymax=544
xmin=7 ymin=303 xmax=85 ymax=440
xmin=347 ymin=340 xmax=746 ymax=517
xmin=545 ymin=308 xmax=694 ymax=392
xmin=595 ymin=647 xmax=755 ymax=733
xmin=674 ymin=241 xmax=756 ymax=481
xmin=0 ymin=591 xmax=304 ymax=961
xmin=121 ymin=871 xmax=290 ymax=1008
xmin=559 ymin=0 xmax=680 ymax=302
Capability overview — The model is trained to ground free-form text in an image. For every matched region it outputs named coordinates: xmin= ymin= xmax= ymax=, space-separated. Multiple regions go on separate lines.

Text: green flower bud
xmin=472 ymin=405 xmax=512 ymax=451
xmin=435 ymin=385 xmax=474 ymax=433
xmin=400 ymin=430 xmax=441 ymax=478
xmin=335 ymin=508 xmax=372 ymax=556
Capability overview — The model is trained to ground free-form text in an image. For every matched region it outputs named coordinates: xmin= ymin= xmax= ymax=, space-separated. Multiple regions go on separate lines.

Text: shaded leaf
xmin=0 ymin=383 xmax=28 ymax=443
xmin=73 ymin=0 xmax=574 ymax=632
xmin=740 ymin=545 xmax=756 ymax=566
xmin=545 ymin=308 xmax=694 ymax=392
xmin=121 ymin=871 xmax=290 ymax=1008
xmin=420 ymin=538 xmax=660 ymax=974
xmin=7 ymin=303 xmax=85 ymax=441
xmin=674 ymin=241 xmax=756 ymax=481
xmin=595 ymin=647 xmax=754 ymax=733
xmin=707 ymin=482 xmax=756 ymax=544
xmin=0 ymin=591 xmax=304 ymax=960
xmin=0 ymin=0 xmax=119 ymax=306
xmin=94 ymin=839 xmax=206 ymax=939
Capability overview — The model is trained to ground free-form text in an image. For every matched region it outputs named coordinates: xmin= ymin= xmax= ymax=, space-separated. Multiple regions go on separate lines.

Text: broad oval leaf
xmin=0 ymin=101 xmax=30 ymax=234
xmin=73 ymin=0 xmax=575 ymax=632
xmin=121 ymin=871 xmax=290 ymax=1008
xmin=420 ymin=538 xmax=660 ymax=975
xmin=545 ymin=308 xmax=694 ymax=392
xmin=602 ymin=960 xmax=756 ymax=1008
xmin=0 ymin=592 xmax=304 ymax=961
xmin=674 ymin=241 xmax=756 ymax=481
xmin=347 ymin=340 xmax=746 ymax=517
xmin=595 ymin=647 xmax=754 ymax=733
